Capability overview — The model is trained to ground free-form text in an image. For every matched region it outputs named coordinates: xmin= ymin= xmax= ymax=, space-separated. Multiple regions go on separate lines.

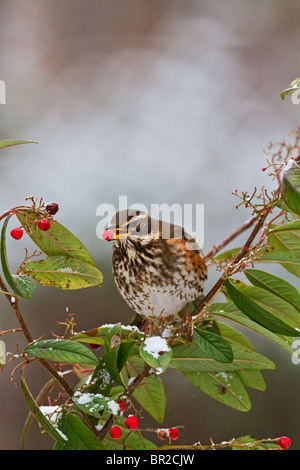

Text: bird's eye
xmin=128 ymin=219 xmax=140 ymax=230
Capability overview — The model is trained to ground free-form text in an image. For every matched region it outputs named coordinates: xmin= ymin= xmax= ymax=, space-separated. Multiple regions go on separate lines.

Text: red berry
xmin=109 ymin=426 xmax=122 ymax=439
xmin=124 ymin=415 xmax=138 ymax=430
xmin=102 ymin=229 xmax=113 ymax=241
xmin=89 ymin=343 xmax=101 ymax=350
xmin=158 ymin=429 xmax=168 ymax=440
xmin=46 ymin=202 xmax=59 ymax=215
xmin=10 ymin=227 xmax=23 ymax=240
xmin=169 ymin=428 xmax=179 ymax=440
xmin=117 ymin=400 xmax=126 ymax=412
xmin=277 ymin=436 xmax=291 ymax=450
xmin=38 ymin=218 xmax=51 ymax=231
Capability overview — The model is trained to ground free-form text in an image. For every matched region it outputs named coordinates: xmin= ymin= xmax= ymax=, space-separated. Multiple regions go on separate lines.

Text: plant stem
xmin=0 ymin=328 xmax=22 ymax=335
xmin=156 ymin=436 xmax=282 ymax=450
xmin=0 ymin=275 xmax=33 ymax=342
xmin=0 ymin=273 xmax=74 ymax=396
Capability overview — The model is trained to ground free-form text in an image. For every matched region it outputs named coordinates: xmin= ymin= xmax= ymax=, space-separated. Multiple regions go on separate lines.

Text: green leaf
xmin=281 ymin=166 xmax=300 ymax=215
xmin=73 ymin=389 xmax=120 ymax=418
xmin=22 ymin=255 xmax=103 ymax=289
xmin=276 ymin=199 xmax=296 ymax=214
xmin=139 ymin=336 xmax=172 ymax=373
xmin=17 ymin=210 xmax=96 ymax=265
xmin=237 ymin=369 xmax=266 ymax=391
xmin=245 ymin=268 xmax=300 ymax=311
xmin=184 ymin=370 xmax=251 ymax=411
xmin=109 ymin=385 xmax=126 ymax=401
xmin=208 ymin=302 xmax=295 ymax=354
xmin=267 ymin=220 xmax=300 ymax=234
xmin=0 ymin=215 xmax=30 ymax=299
xmin=12 ymin=274 xmax=36 ymax=300
xmin=0 ymin=140 xmax=38 ymax=149
xmin=72 ymin=324 xmax=144 ymax=346
xmin=134 ymin=375 xmax=165 ymax=423
xmin=193 ymin=328 xmax=233 ymax=363
xmin=103 ymin=323 xmax=123 ymax=385
xmin=54 ymin=412 xmax=105 ymax=450
xmin=267 ymin=226 xmax=300 ymax=252
xmin=125 ymin=356 xmax=166 ymax=423
xmin=261 ymin=251 xmax=300 ymax=278
xmin=223 ymin=279 xmax=300 ymax=336
xmin=117 ymin=340 xmax=136 ymax=371
xmin=280 ymin=78 xmax=300 ymax=100
xmin=216 ymin=321 xmax=254 ymax=350
xmin=82 ymin=359 xmax=114 ymax=396
xmin=234 ymin=283 xmax=300 ymax=329
xmin=21 ymin=378 xmax=56 ymax=449
xmin=20 ymin=367 xmax=66 ymax=443
xmin=170 ymin=343 xmax=275 ymax=373
xmin=24 ymin=339 xmax=98 ymax=365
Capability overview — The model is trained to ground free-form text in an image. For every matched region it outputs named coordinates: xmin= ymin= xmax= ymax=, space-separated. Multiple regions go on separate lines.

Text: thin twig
xmin=155 ymin=436 xmax=281 ymax=450
xmin=204 ymin=214 xmax=259 ymax=262
xmin=0 ymin=276 xmax=33 ymax=343
xmin=0 ymin=328 xmax=22 ymax=335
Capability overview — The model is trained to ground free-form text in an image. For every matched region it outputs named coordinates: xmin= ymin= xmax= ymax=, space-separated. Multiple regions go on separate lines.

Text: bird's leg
xmin=183 ymin=303 xmax=192 ymax=326
xmin=137 ymin=318 xmax=152 ymax=335
xmin=144 ymin=321 xmax=153 ymax=337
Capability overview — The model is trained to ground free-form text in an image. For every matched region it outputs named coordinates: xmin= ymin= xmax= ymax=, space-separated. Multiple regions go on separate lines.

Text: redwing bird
xmin=102 ymin=210 xmax=207 ymax=319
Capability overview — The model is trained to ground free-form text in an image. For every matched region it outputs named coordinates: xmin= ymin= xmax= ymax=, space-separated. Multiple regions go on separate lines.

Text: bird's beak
xmin=102 ymin=225 xmax=128 ymax=241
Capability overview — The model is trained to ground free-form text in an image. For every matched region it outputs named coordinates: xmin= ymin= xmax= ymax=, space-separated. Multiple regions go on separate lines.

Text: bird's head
xmin=102 ymin=209 xmax=191 ymax=244
xmin=102 ymin=210 xmax=158 ymax=242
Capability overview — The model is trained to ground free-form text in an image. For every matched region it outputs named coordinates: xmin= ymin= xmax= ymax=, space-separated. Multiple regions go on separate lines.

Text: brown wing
xmin=165 ymin=238 xmax=207 ymax=280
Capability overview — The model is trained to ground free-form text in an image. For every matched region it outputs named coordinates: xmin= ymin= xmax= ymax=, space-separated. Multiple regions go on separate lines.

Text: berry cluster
xmin=108 ymin=397 xmax=181 ymax=443
xmin=109 ymin=413 xmax=179 ymax=443
xmin=157 ymin=428 xmax=179 ymax=440
xmin=10 ymin=201 xmax=59 ymax=240
xmin=109 ymin=414 xmax=139 ymax=440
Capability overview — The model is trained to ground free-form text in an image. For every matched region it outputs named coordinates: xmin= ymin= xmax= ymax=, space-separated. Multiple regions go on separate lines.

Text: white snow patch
xmin=39 ymin=405 xmax=68 ymax=441
xmin=73 ymin=391 xmax=120 ymax=415
xmin=143 ymin=336 xmax=170 ymax=359
xmin=283 ymin=158 xmax=300 ymax=174
xmin=57 ymin=267 xmax=79 ymax=273
xmin=39 ymin=405 xmax=61 ymax=424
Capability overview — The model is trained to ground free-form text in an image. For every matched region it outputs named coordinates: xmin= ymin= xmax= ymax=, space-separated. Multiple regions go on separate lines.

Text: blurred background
xmin=0 ymin=0 xmax=300 ymax=450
